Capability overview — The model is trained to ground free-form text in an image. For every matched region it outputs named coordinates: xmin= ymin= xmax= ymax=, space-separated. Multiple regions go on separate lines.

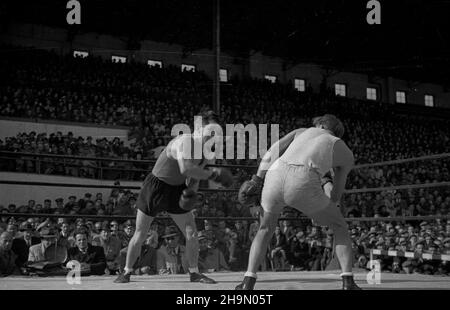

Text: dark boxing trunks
xmin=136 ymin=173 xmax=188 ymax=217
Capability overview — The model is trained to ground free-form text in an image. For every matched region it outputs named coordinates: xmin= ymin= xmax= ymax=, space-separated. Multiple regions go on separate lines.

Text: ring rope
xmin=0 ymin=151 xmax=256 ymax=169
xmin=2 ymin=151 xmax=449 ymax=170
xmin=1 ymin=180 xmax=448 ymax=194
xmin=2 ymin=213 xmax=449 ymax=222
xmin=354 ymin=152 xmax=450 ymax=169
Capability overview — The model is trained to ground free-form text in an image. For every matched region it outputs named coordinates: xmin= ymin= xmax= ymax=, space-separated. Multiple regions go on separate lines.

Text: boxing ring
xmin=1 ymin=152 xmax=450 ymax=290
xmin=1 ymin=270 xmax=449 ymax=290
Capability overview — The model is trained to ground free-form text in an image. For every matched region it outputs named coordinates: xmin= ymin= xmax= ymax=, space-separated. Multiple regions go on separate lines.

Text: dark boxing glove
xmin=209 ymin=168 xmax=234 ymax=188
xmin=179 ymin=188 xmax=198 ymax=211
xmin=238 ymin=175 xmax=264 ymax=206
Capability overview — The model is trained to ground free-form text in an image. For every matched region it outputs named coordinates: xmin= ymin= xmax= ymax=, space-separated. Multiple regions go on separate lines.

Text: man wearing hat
xmin=55 ymin=198 xmax=64 ymax=212
xmin=156 ymin=226 xmax=189 ymax=275
xmin=92 ymin=223 xmax=122 ymax=274
xmin=28 ymin=227 xmax=58 ymax=263
xmin=19 ymin=222 xmax=40 ymax=249
xmin=64 ymin=196 xmax=78 ymax=212
xmin=79 ymin=193 xmax=93 ymax=210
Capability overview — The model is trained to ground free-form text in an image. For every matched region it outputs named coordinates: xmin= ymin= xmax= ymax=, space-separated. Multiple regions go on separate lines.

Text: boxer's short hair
xmin=201 ymin=110 xmax=221 ymax=125
xmin=312 ymin=114 xmax=345 ymax=138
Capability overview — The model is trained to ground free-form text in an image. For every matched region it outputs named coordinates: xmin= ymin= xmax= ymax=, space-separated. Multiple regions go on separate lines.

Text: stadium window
xmin=264 ymin=75 xmax=277 ymax=83
xmin=73 ymin=50 xmax=88 ymax=58
xmin=111 ymin=55 xmax=127 ymax=63
xmin=147 ymin=60 xmax=162 ymax=68
xmin=294 ymin=79 xmax=306 ymax=92
xmin=181 ymin=64 xmax=196 ymax=72
xmin=219 ymin=69 xmax=228 ymax=82
xmin=424 ymin=94 xmax=434 ymax=107
xmin=396 ymin=91 xmax=406 ymax=103
xmin=366 ymin=87 xmax=377 ymax=101
xmin=335 ymin=83 xmax=347 ymax=97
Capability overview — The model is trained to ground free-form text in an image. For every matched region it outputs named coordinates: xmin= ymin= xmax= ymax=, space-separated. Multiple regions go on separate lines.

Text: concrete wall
xmin=0 ymin=172 xmax=141 ymax=207
xmin=1 ymin=23 xmax=450 ymax=108
xmin=0 ymin=118 xmax=130 ymax=146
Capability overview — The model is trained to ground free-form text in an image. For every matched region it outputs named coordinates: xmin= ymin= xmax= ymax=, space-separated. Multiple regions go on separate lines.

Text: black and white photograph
xmin=0 ymin=0 xmax=449 ymax=298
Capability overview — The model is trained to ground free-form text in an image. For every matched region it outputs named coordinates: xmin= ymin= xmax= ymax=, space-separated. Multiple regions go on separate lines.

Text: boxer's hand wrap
xmin=238 ymin=175 xmax=263 ymax=206
xmin=209 ymin=168 xmax=234 ymax=188
xmin=179 ymin=188 xmax=198 ymax=211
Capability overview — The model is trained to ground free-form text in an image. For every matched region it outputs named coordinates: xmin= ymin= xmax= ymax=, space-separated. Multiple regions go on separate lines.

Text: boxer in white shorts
xmin=236 ymin=114 xmax=361 ymax=290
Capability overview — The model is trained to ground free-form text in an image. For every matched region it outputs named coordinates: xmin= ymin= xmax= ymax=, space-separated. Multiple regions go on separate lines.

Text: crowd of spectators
xmin=1 ymin=47 xmax=450 ymax=277
xmin=1 ymin=192 xmax=449 ymax=276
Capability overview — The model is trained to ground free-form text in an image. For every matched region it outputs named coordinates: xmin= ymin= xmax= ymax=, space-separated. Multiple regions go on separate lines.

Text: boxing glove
xmin=209 ymin=168 xmax=234 ymax=188
xmin=238 ymin=175 xmax=264 ymax=206
xmin=179 ymin=188 xmax=198 ymax=211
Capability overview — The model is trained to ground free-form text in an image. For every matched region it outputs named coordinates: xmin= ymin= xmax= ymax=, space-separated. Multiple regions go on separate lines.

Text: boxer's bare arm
xmin=169 ymin=135 xmax=214 ymax=180
xmin=330 ymin=140 xmax=354 ymax=203
xmin=256 ymin=128 xmax=306 ymax=178
xmin=185 ymin=158 xmax=214 ymax=190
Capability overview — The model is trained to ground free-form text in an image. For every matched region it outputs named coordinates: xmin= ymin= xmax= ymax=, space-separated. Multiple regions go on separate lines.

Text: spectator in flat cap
xmin=55 ymin=198 xmax=64 ymax=212
xmin=66 ymin=229 xmax=106 ymax=276
xmin=156 ymin=226 xmax=188 ymax=275
xmin=92 ymin=223 xmax=122 ymax=274
xmin=28 ymin=227 xmax=58 ymax=263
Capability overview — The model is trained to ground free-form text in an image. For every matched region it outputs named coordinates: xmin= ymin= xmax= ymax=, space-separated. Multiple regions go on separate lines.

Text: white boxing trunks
xmin=261 ymin=159 xmax=332 ymax=216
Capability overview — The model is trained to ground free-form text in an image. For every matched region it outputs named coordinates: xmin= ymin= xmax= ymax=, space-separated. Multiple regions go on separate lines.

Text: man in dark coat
xmin=66 ymin=229 xmax=106 ymax=276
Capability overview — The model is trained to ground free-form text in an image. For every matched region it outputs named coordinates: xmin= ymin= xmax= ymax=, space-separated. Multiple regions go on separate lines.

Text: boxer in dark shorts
xmin=114 ymin=111 xmax=234 ymax=284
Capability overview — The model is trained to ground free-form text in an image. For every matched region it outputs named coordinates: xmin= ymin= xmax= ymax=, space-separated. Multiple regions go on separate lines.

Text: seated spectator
xmin=120 ymin=222 xmax=135 ymax=248
xmin=58 ymin=221 xmax=74 ymax=249
xmin=6 ymin=224 xmax=28 ymax=267
xmin=91 ymin=223 xmax=122 ymax=274
xmin=197 ymin=231 xmax=229 ymax=273
xmin=19 ymin=222 xmax=41 ymax=248
xmin=288 ymin=231 xmax=308 ymax=269
xmin=156 ymin=226 xmax=188 ymax=275
xmin=269 ymin=226 xmax=288 ymax=271
xmin=28 ymin=227 xmax=58 ymax=263
xmin=0 ymin=232 xmax=18 ymax=276
xmin=66 ymin=229 xmax=106 ymax=276
xmin=117 ymin=233 xmax=157 ymax=275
